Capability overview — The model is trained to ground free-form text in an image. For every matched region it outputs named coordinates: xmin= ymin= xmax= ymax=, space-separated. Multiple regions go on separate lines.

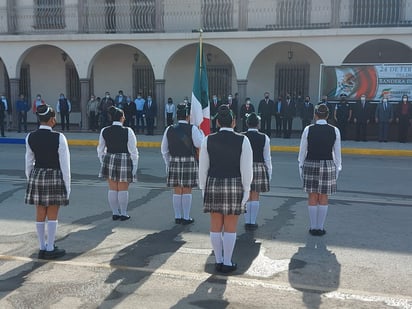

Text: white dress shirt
xmin=298 ymin=119 xmax=342 ymax=172
xmin=25 ymin=125 xmax=71 ymax=197
xmin=198 ymin=127 xmax=253 ymax=192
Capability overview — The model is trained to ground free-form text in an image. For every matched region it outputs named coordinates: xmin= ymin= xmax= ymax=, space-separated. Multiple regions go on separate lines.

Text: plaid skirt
xmin=303 ymin=160 xmax=337 ymax=195
xmin=25 ymin=168 xmax=69 ymax=206
xmin=251 ymin=162 xmax=270 ymax=192
xmin=167 ymin=156 xmax=198 ymax=188
xmin=203 ymin=176 xmax=244 ymax=215
xmin=99 ymin=153 xmax=135 ymax=183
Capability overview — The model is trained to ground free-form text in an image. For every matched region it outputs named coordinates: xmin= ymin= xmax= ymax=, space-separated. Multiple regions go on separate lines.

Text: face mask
xmin=305 ymin=100 xmax=309 ymax=103
xmin=361 ymin=97 xmax=366 ymax=102
xmin=403 ymin=98 xmax=407 ymax=102
xmin=228 ymin=96 xmax=232 ymax=100
xmin=37 ymin=97 xmax=41 ymax=100
xmin=137 ymin=96 xmax=141 ymax=99
xmin=265 ymin=95 xmax=269 ymax=99
xmin=127 ymin=98 xmax=131 ymax=103
xmin=106 ymin=95 xmax=109 ymax=98
xmin=60 ymin=96 xmax=64 ymax=99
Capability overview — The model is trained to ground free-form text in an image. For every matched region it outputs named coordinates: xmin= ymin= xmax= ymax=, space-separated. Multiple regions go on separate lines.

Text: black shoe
xmin=120 ymin=215 xmax=131 ymax=221
xmin=317 ymin=229 xmax=326 ymax=236
xmin=220 ymin=262 xmax=237 ymax=274
xmin=244 ymin=223 xmax=251 ymax=230
xmin=215 ymin=263 xmax=223 ymax=272
xmin=309 ymin=229 xmax=318 ymax=236
xmin=38 ymin=249 xmax=46 ymax=259
xmin=181 ymin=218 xmax=194 ymax=225
xmin=175 ymin=218 xmax=182 ymax=224
xmin=249 ymin=223 xmax=258 ymax=230
xmin=43 ymin=246 xmax=66 ymax=259
xmin=112 ymin=215 xmax=121 ymax=221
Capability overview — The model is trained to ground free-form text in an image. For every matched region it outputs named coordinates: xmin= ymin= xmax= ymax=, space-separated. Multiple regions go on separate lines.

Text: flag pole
xmin=199 ymin=29 xmax=203 ymax=74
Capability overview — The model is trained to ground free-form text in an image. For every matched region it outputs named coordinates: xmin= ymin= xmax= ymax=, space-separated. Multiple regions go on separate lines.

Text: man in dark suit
xmin=143 ymin=95 xmax=157 ymax=135
xmin=281 ymin=94 xmax=296 ymax=138
xmin=353 ymin=94 xmax=371 ymax=141
xmin=375 ymin=97 xmax=393 ymax=142
xmin=299 ymin=95 xmax=314 ymax=133
xmin=274 ymin=96 xmax=283 ymax=137
xmin=210 ymin=94 xmax=221 ymax=133
xmin=258 ymin=91 xmax=275 ymax=137
xmin=334 ymin=94 xmax=352 ymax=141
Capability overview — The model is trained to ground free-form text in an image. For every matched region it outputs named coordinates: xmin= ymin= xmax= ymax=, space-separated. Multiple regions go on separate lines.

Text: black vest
xmin=245 ymin=130 xmax=265 ymax=163
xmin=102 ymin=125 xmax=129 ymax=153
xmin=28 ymin=129 xmax=60 ymax=168
xmin=166 ymin=123 xmax=194 ymax=157
xmin=207 ymin=130 xmax=243 ymax=178
xmin=306 ymin=124 xmax=336 ymax=160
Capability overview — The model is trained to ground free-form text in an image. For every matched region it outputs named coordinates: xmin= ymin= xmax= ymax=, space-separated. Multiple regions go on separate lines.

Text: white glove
xmin=299 ymin=166 xmax=303 ymax=181
xmin=336 ymin=169 xmax=340 ymax=180
xmin=99 ymin=155 xmax=104 ymax=165
xmin=132 ymin=164 xmax=137 ymax=176
xmin=241 ymin=191 xmax=250 ymax=206
xmin=201 ymin=190 xmax=205 ymax=198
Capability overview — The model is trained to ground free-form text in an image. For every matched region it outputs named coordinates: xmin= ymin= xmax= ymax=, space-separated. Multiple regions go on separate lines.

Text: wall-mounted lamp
xmin=378 ymin=51 xmax=382 ymax=58
xmin=287 ymin=48 xmax=293 ymax=61
xmin=61 ymin=52 xmax=67 ymax=62
xmin=133 ymin=53 xmax=140 ymax=62
xmin=206 ymin=52 xmax=212 ymax=63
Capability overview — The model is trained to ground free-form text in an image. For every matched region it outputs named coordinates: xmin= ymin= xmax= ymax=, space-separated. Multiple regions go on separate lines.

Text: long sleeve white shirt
xmin=199 ymin=127 xmax=253 ymax=192
xmin=97 ymin=122 xmax=139 ymax=168
xmin=298 ymin=119 xmax=342 ymax=171
xmin=25 ymin=125 xmax=71 ymax=197
xmin=161 ymin=120 xmax=204 ymax=167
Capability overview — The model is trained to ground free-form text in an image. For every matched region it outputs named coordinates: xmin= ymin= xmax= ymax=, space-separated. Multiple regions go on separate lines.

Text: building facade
xmin=1 ymin=0 xmax=412 ymax=132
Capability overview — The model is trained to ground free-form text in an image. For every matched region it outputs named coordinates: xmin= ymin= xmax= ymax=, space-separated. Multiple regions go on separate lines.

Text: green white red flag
xmin=190 ymin=43 xmax=210 ymax=135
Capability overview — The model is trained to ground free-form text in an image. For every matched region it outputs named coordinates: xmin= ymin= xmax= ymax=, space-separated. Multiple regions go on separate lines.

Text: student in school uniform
xmin=25 ymin=104 xmax=71 ymax=259
xmin=199 ymin=105 xmax=253 ymax=274
xmin=97 ymin=106 xmax=139 ymax=221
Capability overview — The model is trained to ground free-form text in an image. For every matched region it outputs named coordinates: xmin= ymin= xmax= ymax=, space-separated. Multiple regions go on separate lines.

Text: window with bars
xmin=276 ymin=0 xmax=310 ymax=29
xmin=275 ymin=63 xmax=309 ymax=98
xmin=66 ymin=64 xmax=80 ymax=112
xmin=20 ymin=65 xmax=31 ymax=100
xmin=352 ymin=0 xmax=401 ymax=26
xmin=133 ymin=64 xmax=155 ymax=99
xmin=207 ymin=65 xmax=232 ymax=100
xmin=202 ymin=0 xmax=234 ymax=32
xmin=130 ymin=0 xmax=156 ymax=33
xmin=34 ymin=0 xmax=65 ymax=29
xmin=105 ymin=0 xmax=116 ymax=33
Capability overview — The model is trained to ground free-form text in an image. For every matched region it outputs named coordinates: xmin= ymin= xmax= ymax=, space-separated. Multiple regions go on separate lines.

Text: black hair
xmin=246 ymin=112 xmax=260 ymax=128
xmin=314 ymin=103 xmax=329 ymax=119
xmin=216 ymin=105 xmax=233 ymax=127
xmin=36 ymin=104 xmax=56 ymax=123
xmin=176 ymin=102 xmax=188 ymax=120
xmin=108 ymin=106 xmax=124 ymax=122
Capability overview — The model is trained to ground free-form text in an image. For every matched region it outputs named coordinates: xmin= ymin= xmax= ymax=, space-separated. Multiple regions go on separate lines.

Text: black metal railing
xmin=1 ymin=0 xmax=411 ymax=35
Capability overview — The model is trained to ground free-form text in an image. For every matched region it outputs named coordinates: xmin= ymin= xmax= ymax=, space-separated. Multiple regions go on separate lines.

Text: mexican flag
xmin=190 ymin=44 xmax=210 ymax=135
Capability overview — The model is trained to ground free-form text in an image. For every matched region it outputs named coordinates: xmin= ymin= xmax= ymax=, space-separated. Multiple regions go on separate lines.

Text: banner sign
xmin=320 ymin=64 xmax=412 ymax=101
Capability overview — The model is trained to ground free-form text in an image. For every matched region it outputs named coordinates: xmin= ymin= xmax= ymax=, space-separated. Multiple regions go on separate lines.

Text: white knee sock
xmin=223 ymin=232 xmax=237 ymax=266
xmin=173 ymin=194 xmax=182 ymax=219
xmin=308 ymin=206 xmax=318 ymax=229
xmin=118 ymin=191 xmax=129 ymax=216
xmin=210 ymin=232 xmax=223 ymax=263
xmin=317 ymin=205 xmax=328 ymax=230
xmin=108 ymin=190 xmax=120 ymax=215
xmin=46 ymin=220 xmax=58 ymax=251
xmin=244 ymin=201 xmax=252 ymax=224
xmin=36 ymin=222 xmax=46 ymax=250
xmin=250 ymin=201 xmax=260 ymax=224
xmin=182 ymin=194 xmax=192 ymax=220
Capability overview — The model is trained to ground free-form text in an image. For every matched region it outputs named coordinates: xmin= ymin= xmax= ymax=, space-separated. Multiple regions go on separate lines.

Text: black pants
xmin=146 ymin=117 xmax=155 ymax=135
xmin=275 ymin=114 xmax=282 ymax=136
xmin=0 ymin=112 xmax=4 ymax=136
xmin=356 ymin=122 xmax=367 ymax=141
xmin=88 ymin=111 xmax=98 ymax=131
xmin=282 ymin=117 xmax=293 ymax=138
xmin=398 ymin=116 xmax=410 ymax=142
xmin=136 ymin=111 xmax=145 ymax=132
xmin=260 ymin=116 xmax=272 ymax=137
xmin=18 ymin=111 xmax=28 ymax=132
xmin=166 ymin=113 xmax=174 ymax=127
xmin=337 ymin=120 xmax=348 ymax=140
xmin=60 ymin=112 xmax=70 ymax=131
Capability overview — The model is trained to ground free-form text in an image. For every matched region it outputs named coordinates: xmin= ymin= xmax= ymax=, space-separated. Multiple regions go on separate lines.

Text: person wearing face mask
xmin=299 ymin=95 xmax=314 ymax=133
xmin=226 ymin=93 xmax=238 ymax=128
xmin=122 ymin=96 xmax=136 ymax=131
xmin=199 ymin=105 xmax=253 ymax=274
xmin=375 ymin=97 xmax=393 ymax=142
xmin=281 ymin=94 xmax=296 ymax=138
xmin=353 ymin=94 xmax=371 ymax=141
xmin=210 ymin=94 xmax=221 ymax=133
xmin=258 ymin=92 xmax=275 ymax=138
xmin=334 ymin=94 xmax=352 ymax=141
xmin=86 ymin=95 xmax=99 ymax=132
xmin=0 ymin=94 xmax=7 ymax=137
xmin=56 ymin=93 xmax=71 ymax=131
xmin=396 ymin=94 xmax=412 ymax=143
xmin=100 ymin=92 xmax=115 ymax=128
xmin=25 ymin=104 xmax=71 ymax=259
xmin=32 ymin=94 xmax=46 ymax=127
xmin=1 ymin=94 xmax=12 ymax=132
xmin=143 ymin=95 xmax=157 ymax=135
xmin=239 ymin=97 xmax=255 ymax=132
xmin=114 ymin=90 xmax=125 ymax=110
xmin=134 ymin=92 xmax=145 ymax=133
xmin=165 ymin=97 xmax=176 ymax=127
